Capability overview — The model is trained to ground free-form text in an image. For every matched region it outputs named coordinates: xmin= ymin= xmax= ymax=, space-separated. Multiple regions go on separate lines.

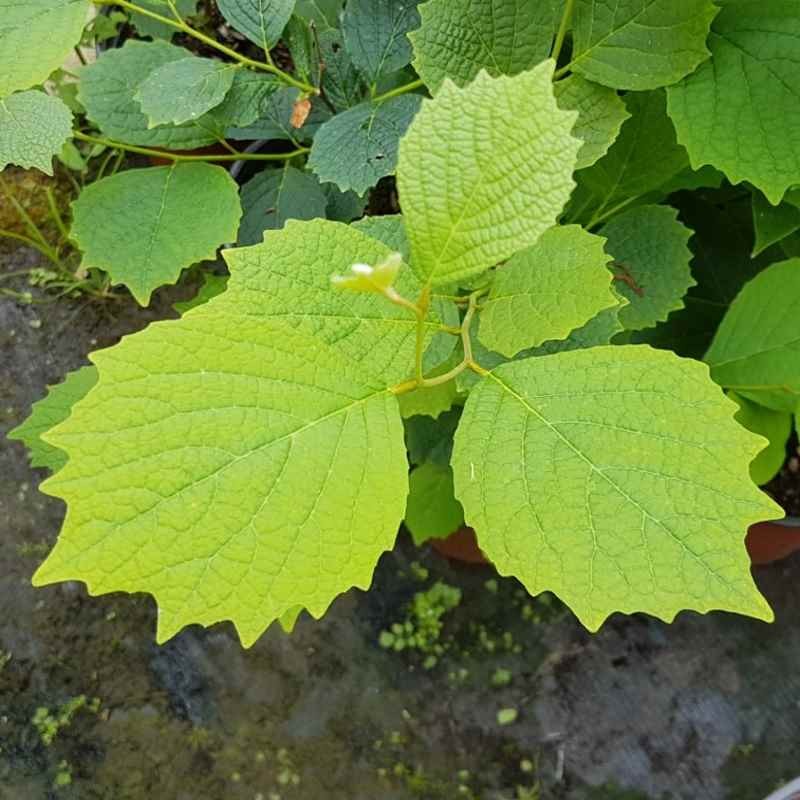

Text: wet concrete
xmin=1 ymin=243 xmax=799 ymax=800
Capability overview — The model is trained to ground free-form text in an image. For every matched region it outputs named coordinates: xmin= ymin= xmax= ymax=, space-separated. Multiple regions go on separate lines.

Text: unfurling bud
xmin=331 ymin=252 xmax=402 ymax=293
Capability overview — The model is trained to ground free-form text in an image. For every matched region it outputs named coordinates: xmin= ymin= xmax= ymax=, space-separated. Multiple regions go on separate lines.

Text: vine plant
xmin=4 ymin=0 xmax=800 ymax=646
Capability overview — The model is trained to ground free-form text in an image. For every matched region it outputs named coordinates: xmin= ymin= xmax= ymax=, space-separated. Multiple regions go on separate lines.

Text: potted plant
xmin=4 ymin=0 xmax=800 ymax=647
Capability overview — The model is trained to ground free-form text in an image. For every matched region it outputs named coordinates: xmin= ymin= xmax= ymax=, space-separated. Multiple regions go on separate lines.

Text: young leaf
xmin=349 ymin=214 xmax=460 ymax=353
xmin=33 ymin=315 xmax=408 ymax=646
xmin=238 ymin=165 xmax=328 ymax=246
xmin=600 ymin=205 xmax=694 ymax=331
xmin=78 ymin=41 xmax=218 ymax=149
xmin=70 ymin=164 xmax=242 ymax=305
xmin=8 ymin=366 xmax=98 ymax=474
xmin=308 ymin=95 xmax=422 ymax=195
xmin=705 ymin=258 xmax=800 ymax=412
xmin=452 ymin=346 xmax=780 ymax=631
xmin=730 ymin=393 xmax=793 ymax=486
xmin=223 ymin=218 xmax=453 ymax=383
xmin=397 ymin=63 xmax=581 ymax=287
xmin=342 ymin=0 xmax=421 ymax=84
xmin=751 ymin=190 xmax=800 ymax=257
xmin=409 ymin=0 xmax=557 ymax=93
xmin=666 ymin=1 xmax=800 ymax=205
xmin=567 ymin=90 xmax=688 ymax=227
xmin=478 ymin=225 xmax=617 ymax=357
xmin=216 ymin=0 xmax=296 ymax=51
xmin=570 ymin=0 xmax=718 ymax=91
xmin=0 ymin=91 xmax=73 ymax=175
xmin=405 ymin=463 xmax=464 ymax=545
xmin=135 ymin=57 xmax=239 ymax=127
xmin=0 ymin=0 xmax=89 ymax=97
xmin=129 ymin=0 xmax=198 ymax=40
xmin=553 ymin=75 xmax=630 ymax=170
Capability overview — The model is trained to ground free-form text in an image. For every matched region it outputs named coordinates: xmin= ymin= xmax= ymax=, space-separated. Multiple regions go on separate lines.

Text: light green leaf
xmin=730 ymin=392 xmax=792 ymax=486
xmin=70 ymin=164 xmax=242 ymax=305
xmin=570 ymin=0 xmax=718 ymax=90
xmin=567 ymin=90 xmax=689 ymax=227
xmin=397 ymin=353 xmax=461 ymax=420
xmin=600 ymin=205 xmax=694 ymax=331
xmin=78 ymin=40 xmax=218 ymax=149
xmin=309 ymin=95 xmax=421 ymax=195
xmin=397 ymin=63 xmax=581 ymax=287
xmin=530 ymin=300 xmax=626 ymax=356
xmin=238 ymin=165 xmax=328 ymax=246
xmin=278 ymin=606 xmax=305 ymax=633
xmin=460 ymin=292 xmax=627 ymax=392
xmin=452 ymin=346 xmax=780 ymax=630
xmin=479 ymin=225 xmax=617 ymax=357
xmin=409 ymin=0 xmax=558 ymax=93
xmin=405 ymin=463 xmax=464 ymax=545
xmin=8 ymin=366 xmax=98 ymax=473
xmin=0 ymin=0 xmax=89 ymax=97
xmin=705 ymin=258 xmax=800 ymax=412
xmin=0 ymin=91 xmax=72 ymax=175
xmin=216 ymin=0 xmax=295 ymax=50
xmin=751 ymin=190 xmax=800 ymax=257
xmin=554 ymin=75 xmax=630 ymax=170
xmin=342 ymin=0 xmax=421 ymax=83
xmin=398 ymin=379 xmax=459 ymax=421
xmin=174 ymin=273 xmax=229 ymax=314
xmin=135 ymin=57 xmax=238 ymax=127
xmin=223 ymin=218 xmax=452 ymax=383
xmin=666 ymin=2 xmax=800 ymax=205
xmin=349 ymin=214 xmax=459 ymax=363
xmin=129 ymin=0 xmax=198 ymax=40
xmin=33 ymin=314 xmax=408 ymax=646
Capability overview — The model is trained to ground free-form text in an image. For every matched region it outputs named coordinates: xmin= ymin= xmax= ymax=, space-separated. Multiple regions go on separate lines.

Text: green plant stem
xmin=390 ymin=289 xmax=489 ymax=394
xmin=551 ymin=0 xmax=575 ymax=67
xmin=73 ymin=46 xmax=87 ymax=66
xmin=45 ymin=188 xmax=71 ymax=244
xmin=0 ymin=177 xmax=63 ymax=266
xmin=414 ymin=285 xmax=432 ymax=382
xmin=73 ymin=131 xmax=310 ymax=162
xmin=585 ymin=195 xmax=640 ymax=230
xmin=372 ymin=79 xmax=425 ymax=104
xmin=0 ymin=231 xmax=62 ymax=265
xmin=91 ymin=0 xmax=314 ymax=92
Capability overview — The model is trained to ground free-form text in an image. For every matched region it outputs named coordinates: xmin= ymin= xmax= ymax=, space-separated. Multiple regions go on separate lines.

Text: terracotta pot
xmin=746 ymin=518 xmax=800 ymax=566
xmin=430 ymin=527 xmax=488 ymax=565
xmin=432 ymin=519 xmax=800 ymax=569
